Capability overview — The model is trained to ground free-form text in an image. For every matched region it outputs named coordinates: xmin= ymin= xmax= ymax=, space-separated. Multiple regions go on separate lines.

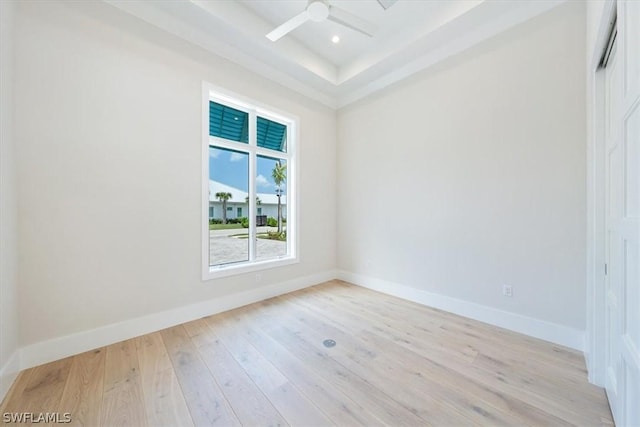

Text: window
xmin=203 ymin=84 xmax=297 ymax=279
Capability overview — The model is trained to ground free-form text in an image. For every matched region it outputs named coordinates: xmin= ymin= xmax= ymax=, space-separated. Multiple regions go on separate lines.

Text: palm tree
xmin=272 ymin=161 xmax=287 ymax=233
xmin=215 ymin=192 xmax=232 ymax=224
xmin=245 ymin=196 xmax=262 ymax=206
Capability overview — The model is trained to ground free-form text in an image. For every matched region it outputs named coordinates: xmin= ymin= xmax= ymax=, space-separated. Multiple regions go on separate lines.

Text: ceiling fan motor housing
xmin=266 ymin=0 xmax=376 ymax=41
xmin=307 ymin=0 xmax=330 ymax=22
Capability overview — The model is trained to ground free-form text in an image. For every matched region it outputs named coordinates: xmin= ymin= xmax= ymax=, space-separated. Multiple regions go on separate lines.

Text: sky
xmin=209 ymin=146 xmax=287 ymax=194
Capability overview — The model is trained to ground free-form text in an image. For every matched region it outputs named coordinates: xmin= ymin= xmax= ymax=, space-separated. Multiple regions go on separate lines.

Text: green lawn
xmin=209 ymin=223 xmax=245 ymax=230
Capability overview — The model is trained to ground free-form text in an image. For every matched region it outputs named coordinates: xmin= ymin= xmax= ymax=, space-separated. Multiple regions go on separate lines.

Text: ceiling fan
xmin=266 ymin=0 xmax=396 ymax=42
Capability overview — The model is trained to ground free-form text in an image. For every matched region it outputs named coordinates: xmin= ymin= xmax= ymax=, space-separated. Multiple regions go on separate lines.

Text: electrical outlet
xmin=503 ymin=285 xmax=513 ymax=297
xmin=255 ymin=273 xmax=262 ymax=283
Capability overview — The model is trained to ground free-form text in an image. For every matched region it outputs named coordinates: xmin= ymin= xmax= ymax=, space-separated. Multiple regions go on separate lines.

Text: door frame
xmin=586 ymin=0 xmax=617 ymax=387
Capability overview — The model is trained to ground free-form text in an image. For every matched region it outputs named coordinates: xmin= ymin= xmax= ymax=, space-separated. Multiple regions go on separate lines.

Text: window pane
xmin=257 ymin=116 xmax=287 ymax=152
xmin=209 ymin=101 xmax=248 ymax=143
xmin=256 ymin=155 xmax=287 ymax=260
xmin=209 ymin=146 xmax=249 ymax=266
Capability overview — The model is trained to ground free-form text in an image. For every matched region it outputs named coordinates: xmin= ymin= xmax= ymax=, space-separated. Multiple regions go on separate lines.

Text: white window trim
xmin=202 ymin=82 xmax=299 ymax=280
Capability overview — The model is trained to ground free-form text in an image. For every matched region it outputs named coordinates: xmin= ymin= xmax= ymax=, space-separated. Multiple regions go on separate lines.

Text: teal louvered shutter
xmin=209 ymin=101 xmax=248 ymax=143
xmin=257 ymin=116 xmax=287 ymax=152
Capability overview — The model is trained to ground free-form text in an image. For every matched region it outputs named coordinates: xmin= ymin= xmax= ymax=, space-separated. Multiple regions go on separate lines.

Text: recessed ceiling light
xmin=331 ymin=35 xmax=340 ymax=44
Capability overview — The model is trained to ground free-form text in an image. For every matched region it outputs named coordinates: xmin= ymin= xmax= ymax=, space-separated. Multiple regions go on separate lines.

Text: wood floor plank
xmin=202 ymin=316 xmax=289 ymax=392
xmin=214 ymin=310 xmax=387 ymax=426
xmin=203 ymin=314 xmax=335 ymax=426
xmin=329 ymin=281 xmax=587 ymax=368
xmin=101 ymin=339 xmax=147 ymax=427
xmin=135 ymin=332 xmax=194 ymax=427
xmin=1 ymin=281 xmax=613 ymax=426
xmin=357 ymin=328 xmax=573 ymax=426
xmin=313 ymin=285 xmax=591 ymax=382
xmin=290 ymin=284 xmax=608 ymax=422
xmin=0 ymin=370 xmax=31 ymax=416
xmin=304 ymin=282 xmax=600 ymax=397
xmin=2 ymin=357 xmax=72 ymax=426
xmin=159 ymin=325 xmax=240 ymax=427
xmin=248 ymin=298 xmax=467 ymax=424
xmin=57 ymin=348 xmax=105 ymax=427
xmin=315 ymin=282 xmax=608 ymax=402
xmin=181 ymin=318 xmax=212 ymax=341
xmin=186 ymin=319 xmax=289 ymax=427
xmin=219 ymin=305 xmax=432 ymax=426
xmin=290 ymin=283 xmax=612 ymax=425
xmin=262 ymin=296 xmax=509 ymax=426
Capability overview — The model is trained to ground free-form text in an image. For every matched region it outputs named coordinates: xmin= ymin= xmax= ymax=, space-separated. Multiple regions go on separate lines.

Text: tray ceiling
xmin=103 ymin=0 xmax=564 ymax=108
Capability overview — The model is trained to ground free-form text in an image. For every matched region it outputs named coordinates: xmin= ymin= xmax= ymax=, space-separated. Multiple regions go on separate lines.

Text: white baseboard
xmin=337 ymin=270 xmax=585 ymax=351
xmin=0 ymin=350 xmax=20 ymax=404
xmin=19 ymin=270 xmax=337 ymax=370
xmin=13 ymin=267 xmax=585 ymax=376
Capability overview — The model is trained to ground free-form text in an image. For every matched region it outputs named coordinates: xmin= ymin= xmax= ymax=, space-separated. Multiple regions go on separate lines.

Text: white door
xmin=604 ymin=3 xmax=640 ymax=425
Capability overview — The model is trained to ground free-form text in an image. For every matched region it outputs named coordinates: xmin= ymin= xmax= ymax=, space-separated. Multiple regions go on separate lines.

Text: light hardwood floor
xmin=1 ymin=280 xmax=613 ymax=426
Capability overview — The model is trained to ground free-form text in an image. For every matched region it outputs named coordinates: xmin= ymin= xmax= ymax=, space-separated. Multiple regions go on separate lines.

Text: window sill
xmin=203 ymin=256 xmax=298 ymax=280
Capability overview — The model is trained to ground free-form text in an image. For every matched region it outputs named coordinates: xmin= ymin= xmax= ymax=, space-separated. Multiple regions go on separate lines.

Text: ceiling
xmin=104 ymin=0 xmax=564 ymax=108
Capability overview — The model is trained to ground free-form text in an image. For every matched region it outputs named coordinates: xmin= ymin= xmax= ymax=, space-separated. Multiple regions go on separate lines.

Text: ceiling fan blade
xmin=376 ymin=0 xmax=397 ymax=10
xmin=327 ymin=6 xmax=376 ymax=37
xmin=266 ymin=11 xmax=309 ymax=41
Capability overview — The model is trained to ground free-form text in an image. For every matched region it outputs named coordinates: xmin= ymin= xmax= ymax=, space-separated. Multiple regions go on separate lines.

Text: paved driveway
xmin=209 ymin=227 xmax=286 ymax=265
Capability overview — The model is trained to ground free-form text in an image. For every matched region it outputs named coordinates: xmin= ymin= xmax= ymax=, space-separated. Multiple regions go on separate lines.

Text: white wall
xmin=14 ymin=1 xmax=336 ymax=354
xmin=0 ymin=0 xmax=20 ymax=400
xmin=338 ymin=2 xmax=586 ymax=337
xmin=587 ymin=1 xmax=609 ymax=59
